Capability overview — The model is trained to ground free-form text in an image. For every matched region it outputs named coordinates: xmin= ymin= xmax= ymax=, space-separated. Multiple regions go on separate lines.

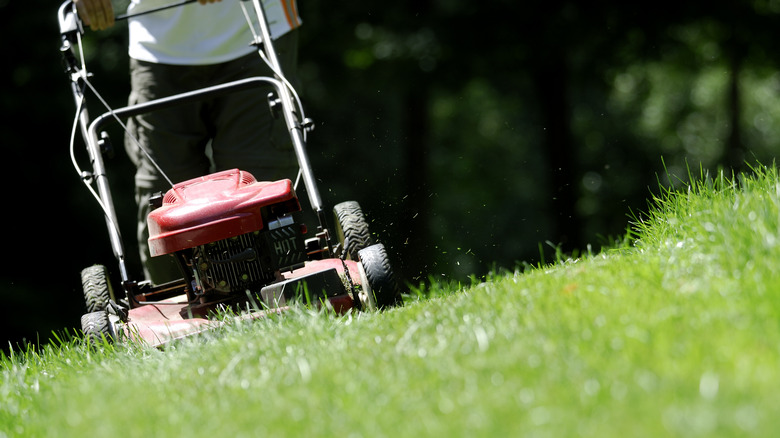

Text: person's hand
xmin=73 ymin=0 xmax=115 ymax=31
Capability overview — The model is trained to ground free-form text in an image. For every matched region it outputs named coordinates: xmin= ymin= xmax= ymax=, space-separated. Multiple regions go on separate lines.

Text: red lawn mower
xmin=58 ymin=0 xmax=403 ymax=347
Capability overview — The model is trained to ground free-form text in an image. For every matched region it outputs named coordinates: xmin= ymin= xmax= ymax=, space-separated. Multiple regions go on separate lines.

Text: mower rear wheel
xmin=358 ymin=243 xmax=403 ymax=309
xmin=81 ymin=265 xmax=115 ymax=313
xmin=333 ymin=201 xmax=374 ymax=260
xmin=81 ymin=311 xmax=115 ymax=345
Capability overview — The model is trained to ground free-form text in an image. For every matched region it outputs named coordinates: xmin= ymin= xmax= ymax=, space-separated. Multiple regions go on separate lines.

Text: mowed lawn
xmin=3 ymin=165 xmax=780 ymax=437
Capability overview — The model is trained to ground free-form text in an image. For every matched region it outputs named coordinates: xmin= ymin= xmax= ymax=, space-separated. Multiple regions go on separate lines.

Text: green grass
xmin=4 ymin=164 xmax=780 ymax=437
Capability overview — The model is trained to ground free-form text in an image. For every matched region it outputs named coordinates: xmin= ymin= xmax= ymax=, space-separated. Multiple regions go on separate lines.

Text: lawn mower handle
xmin=115 ymin=0 xmax=198 ymax=21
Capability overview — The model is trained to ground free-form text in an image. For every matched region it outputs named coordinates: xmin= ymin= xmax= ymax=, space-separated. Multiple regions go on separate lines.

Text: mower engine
xmin=192 ymin=216 xmax=304 ymax=294
xmin=147 ymin=169 xmax=317 ymax=312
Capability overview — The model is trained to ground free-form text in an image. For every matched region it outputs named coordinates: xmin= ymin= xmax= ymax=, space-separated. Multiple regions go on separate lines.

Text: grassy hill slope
xmin=3 ymin=165 xmax=780 ymax=437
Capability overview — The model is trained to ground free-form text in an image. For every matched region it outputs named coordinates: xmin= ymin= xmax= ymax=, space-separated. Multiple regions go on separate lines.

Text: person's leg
xmin=209 ymin=30 xmax=300 ymax=183
xmin=125 ymin=59 xmax=213 ymax=284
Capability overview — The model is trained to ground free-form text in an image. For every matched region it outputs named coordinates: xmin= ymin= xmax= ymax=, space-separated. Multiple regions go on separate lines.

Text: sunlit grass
xmin=3 ymin=164 xmax=780 ymax=437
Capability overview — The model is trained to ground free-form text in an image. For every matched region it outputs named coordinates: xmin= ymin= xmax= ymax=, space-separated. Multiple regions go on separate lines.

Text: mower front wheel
xmin=358 ymin=243 xmax=403 ymax=309
xmin=81 ymin=311 xmax=116 ymax=345
xmin=81 ymin=265 xmax=115 ymax=313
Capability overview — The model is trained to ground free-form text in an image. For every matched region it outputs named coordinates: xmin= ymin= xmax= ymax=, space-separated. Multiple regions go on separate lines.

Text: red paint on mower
xmin=148 ymin=170 xmax=298 ymax=256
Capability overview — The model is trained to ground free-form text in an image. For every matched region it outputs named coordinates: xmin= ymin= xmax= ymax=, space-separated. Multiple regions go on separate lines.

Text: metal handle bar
xmin=115 ymin=0 xmax=198 ymax=21
xmin=88 ymin=77 xmax=282 ymax=132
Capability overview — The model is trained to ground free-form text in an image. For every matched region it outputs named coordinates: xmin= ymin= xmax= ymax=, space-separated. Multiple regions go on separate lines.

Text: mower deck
xmin=122 ymin=259 xmax=362 ymax=347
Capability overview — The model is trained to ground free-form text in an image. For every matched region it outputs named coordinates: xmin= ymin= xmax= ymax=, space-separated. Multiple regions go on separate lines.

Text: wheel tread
xmin=358 ymin=244 xmax=403 ymax=309
xmin=81 ymin=265 xmax=113 ymax=313
xmin=81 ymin=311 xmax=115 ymax=345
xmin=334 ymin=201 xmax=374 ymax=260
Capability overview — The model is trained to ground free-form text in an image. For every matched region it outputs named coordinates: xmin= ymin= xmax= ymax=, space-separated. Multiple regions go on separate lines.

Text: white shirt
xmin=128 ymin=0 xmax=301 ymax=65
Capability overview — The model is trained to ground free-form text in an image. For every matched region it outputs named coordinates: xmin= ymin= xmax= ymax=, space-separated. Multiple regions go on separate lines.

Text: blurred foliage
xmin=2 ymin=0 xmax=780 ymax=347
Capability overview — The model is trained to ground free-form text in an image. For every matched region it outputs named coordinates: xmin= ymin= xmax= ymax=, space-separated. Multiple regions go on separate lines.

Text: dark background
xmin=2 ymin=0 xmax=779 ymax=351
